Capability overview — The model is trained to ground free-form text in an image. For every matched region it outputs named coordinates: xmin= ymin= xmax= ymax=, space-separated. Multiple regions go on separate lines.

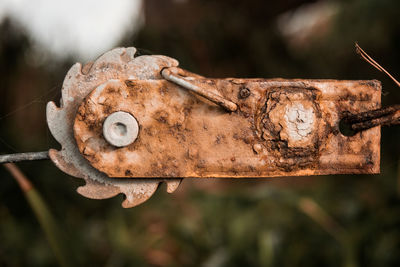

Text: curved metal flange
xmin=46 ymin=47 xmax=182 ymax=208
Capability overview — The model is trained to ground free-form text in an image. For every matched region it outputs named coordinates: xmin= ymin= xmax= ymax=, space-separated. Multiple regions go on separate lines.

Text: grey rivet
xmin=103 ymin=111 xmax=139 ymax=147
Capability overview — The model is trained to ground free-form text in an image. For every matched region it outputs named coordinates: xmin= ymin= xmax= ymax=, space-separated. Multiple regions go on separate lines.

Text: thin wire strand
xmin=342 ymin=45 xmax=400 ymax=132
xmin=0 ymin=151 xmax=49 ymax=164
xmin=355 ymin=43 xmax=400 ymax=87
xmin=0 ymin=83 xmax=60 ymax=121
xmin=0 ymin=84 xmax=61 ymax=153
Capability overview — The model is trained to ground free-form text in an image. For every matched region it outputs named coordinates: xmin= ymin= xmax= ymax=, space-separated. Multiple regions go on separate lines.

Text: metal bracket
xmin=73 ymin=68 xmax=381 ymax=178
xmin=44 ymin=47 xmax=382 ymax=207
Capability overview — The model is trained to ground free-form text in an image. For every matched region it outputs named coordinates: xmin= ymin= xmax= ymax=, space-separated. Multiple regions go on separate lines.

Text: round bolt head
xmin=103 ymin=111 xmax=139 ymax=147
xmin=239 ymin=87 xmax=251 ymax=99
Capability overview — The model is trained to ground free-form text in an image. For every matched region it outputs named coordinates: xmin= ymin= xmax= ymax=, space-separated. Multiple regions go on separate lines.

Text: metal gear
xmin=46 ymin=47 xmax=181 ymax=208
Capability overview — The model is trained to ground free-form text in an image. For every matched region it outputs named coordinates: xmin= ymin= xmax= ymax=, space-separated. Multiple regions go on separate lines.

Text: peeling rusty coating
xmin=46 ymin=47 xmax=182 ymax=208
xmin=74 ymin=71 xmax=381 ymax=178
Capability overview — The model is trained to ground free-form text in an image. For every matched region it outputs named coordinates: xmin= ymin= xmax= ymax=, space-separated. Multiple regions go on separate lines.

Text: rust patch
xmin=258 ymin=88 xmax=322 ymax=171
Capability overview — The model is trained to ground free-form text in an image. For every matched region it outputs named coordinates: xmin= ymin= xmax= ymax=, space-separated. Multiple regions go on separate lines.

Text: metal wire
xmin=350 ymin=44 xmax=400 ymax=132
xmin=0 ymin=151 xmax=49 ymax=164
xmin=343 ymin=105 xmax=400 ymax=132
xmin=161 ymin=67 xmax=238 ymax=112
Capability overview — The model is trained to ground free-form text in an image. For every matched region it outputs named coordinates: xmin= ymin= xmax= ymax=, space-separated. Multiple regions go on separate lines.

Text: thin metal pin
xmin=161 ymin=67 xmax=238 ymax=112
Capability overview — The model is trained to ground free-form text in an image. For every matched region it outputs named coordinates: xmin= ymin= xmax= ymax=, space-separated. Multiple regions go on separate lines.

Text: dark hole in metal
xmin=339 ymin=119 xmax=357 ymax=136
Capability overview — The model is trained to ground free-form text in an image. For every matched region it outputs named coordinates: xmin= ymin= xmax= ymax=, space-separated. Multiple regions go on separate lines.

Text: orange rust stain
xmin=73 ymin=76 xmax=381 ymax=178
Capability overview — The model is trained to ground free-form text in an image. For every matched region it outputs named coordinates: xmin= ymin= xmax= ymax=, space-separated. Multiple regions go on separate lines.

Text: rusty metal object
xmin=350 ymin=109 xmax=399 ymax=132
xmin=161 ymin=67 xmax=238 ymax=112
xmin=46 ymin=47 xmax=181 ymax=208
xmin=343 ymin=104 xmax=400 ymax=132
xmin=46 ymin=46 xmax=382 ymax=207
xmin=73 ymin=69 xmax=381 ymax=178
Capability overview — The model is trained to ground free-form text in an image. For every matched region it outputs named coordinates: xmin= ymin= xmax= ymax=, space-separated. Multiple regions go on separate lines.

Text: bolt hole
xmin=111 ymin=122 xmax=127 ymax=138
xmin=339 ymin=119 xmax=357 ymax=136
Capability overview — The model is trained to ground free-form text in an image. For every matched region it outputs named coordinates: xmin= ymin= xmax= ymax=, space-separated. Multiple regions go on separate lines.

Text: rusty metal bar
xmin=343 ymin=104 xmax=400 ymax=132
xmin=161 ymin=67 xmax=238 ymax=112
xmin=351 ymin=109 xmax=400 ymax=132
xmin=73 ymin=77 xmax=381 ymax=178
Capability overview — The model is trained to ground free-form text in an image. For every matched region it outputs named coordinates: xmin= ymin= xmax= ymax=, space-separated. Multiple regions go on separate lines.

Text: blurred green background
xmin=1 ymin=0 xmax=400 ymax=266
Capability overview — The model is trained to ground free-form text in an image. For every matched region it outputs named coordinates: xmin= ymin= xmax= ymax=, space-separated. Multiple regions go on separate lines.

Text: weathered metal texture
xmin=73 ymin=71 xmax=381 ymax=178
xmin=162 ymin=67 xmax=238 ymax=112
xmin=344 ymin=104 xmax=400 ymax=132
xmin=46 ymin=47 xmax=181 ymax=208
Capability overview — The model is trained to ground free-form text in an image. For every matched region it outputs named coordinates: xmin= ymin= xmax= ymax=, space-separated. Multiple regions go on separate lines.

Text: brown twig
xmin=2 ymin=163 xmax=73 ymax=267
xmin=3 ymin=163 xmax=33 ymax=192
xmin=355 ymin=43 xmax=400 ymax=88
xmin=298 ymin=197 xmax=346 ymax=242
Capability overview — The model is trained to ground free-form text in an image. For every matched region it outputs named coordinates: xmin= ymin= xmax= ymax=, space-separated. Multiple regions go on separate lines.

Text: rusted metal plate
xmin=73 ymin=75 xmax=381 ymax=178
xmin=46 ymin=46 xmax=383 ymax=207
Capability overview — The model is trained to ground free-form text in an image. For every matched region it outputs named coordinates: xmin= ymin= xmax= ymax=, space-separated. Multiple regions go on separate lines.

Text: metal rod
xmin=342 ymin=104 xmax=400 ymax=132
xmin=0 ymin=151 xmax=49 ymax=164
xmin=161 ymin=67 xmax=238 ymax=112
xmin=351 ymin=109 xmax=400 ymax=132
xmin=344 ymin=105 xmax=400 ymax=124
xmin=355 ymin=43 xmax=400 ymax=88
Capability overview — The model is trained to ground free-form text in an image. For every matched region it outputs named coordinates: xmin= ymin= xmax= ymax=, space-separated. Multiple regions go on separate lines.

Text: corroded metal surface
xmin=47 ymin=46 xmax=382 ymax=207
xmin=73 ymin=71 xmax=381 ymax=178
xmin=344 ymin=104 xmax=400 ymax=132
xmin=46 ymin=47 xmax=181 ymax=208
xmin=162 ymin=67 xmax=238 ymax=112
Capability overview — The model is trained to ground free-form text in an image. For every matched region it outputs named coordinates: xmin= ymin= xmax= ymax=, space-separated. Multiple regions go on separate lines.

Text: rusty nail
xmin=161 ymin=67 xmax=238 ymax=112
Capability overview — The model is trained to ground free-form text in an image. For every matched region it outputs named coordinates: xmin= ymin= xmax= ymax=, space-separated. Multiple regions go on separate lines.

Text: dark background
xmin=1 ymin=0 xmax=400 ymax=266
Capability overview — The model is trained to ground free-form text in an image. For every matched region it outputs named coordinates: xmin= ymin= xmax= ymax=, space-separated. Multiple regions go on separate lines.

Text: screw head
xmin=239 ymin=87 xmax=251 ymax=99
xmin=103 ymin=111 xmax=139 ymax=147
